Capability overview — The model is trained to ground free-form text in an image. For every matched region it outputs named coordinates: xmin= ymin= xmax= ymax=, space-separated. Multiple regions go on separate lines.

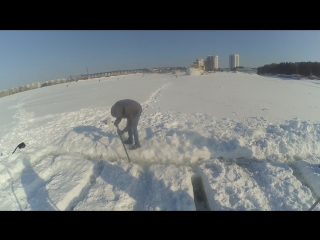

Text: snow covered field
xmin=1 ymin=72 xmax=320 ymax=210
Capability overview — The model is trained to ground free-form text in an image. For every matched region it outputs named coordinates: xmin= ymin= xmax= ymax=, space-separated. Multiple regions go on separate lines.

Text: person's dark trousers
xmin=127 ymin=114 xmax=141 ymax=146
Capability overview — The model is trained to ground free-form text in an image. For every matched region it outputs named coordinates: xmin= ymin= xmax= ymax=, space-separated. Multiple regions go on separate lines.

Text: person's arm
xmin=114 ymin=117 xmax=122 ymax=128
xmin=120 ymin=113 xmax=134 ymax=133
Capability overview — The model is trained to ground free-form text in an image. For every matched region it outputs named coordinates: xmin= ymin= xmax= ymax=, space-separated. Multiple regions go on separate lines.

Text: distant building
xmin=205 ymin=55 xmax=219 ymax=71
xmin=188 ymin=55 xmax=219 ymax=74
xmin=186 ymin=60 xmax=204 ymax=75
xmin=206 ymin=56 xmax=212 ymax=71
xmin=186 ymin=66 xmax=204 ymax=76
xmin=213 ymin=55 xmax=218 ymax=69
xmin=229 ymin=54 xmax=240 ymax=69
xmin=193 ymin=59 xmax=205 ymax=70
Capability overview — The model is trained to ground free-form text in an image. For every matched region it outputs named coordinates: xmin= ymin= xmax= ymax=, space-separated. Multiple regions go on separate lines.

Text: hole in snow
xmin=191 ymin=175 xmax=210 ymax=211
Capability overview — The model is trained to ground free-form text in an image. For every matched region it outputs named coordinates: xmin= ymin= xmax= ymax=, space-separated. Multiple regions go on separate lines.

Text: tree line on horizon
xmin=257 ymin=62 xmax=320 ymax=77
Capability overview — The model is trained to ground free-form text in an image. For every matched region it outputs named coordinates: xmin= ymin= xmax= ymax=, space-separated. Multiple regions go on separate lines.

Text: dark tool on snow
xmin=308 ymin=196 xmax=320 ymax=211
xmin=12 ymin=142 xmax=26 ymax=154
xmin=117 ymin=127 xmax=131 ymax=162
xmin=112 ymin=121 xmax=131 ymax=163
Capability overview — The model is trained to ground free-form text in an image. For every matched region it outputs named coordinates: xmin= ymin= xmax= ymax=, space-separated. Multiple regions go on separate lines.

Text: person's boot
xmin=123 ymin=139 xmax=133 ymax=144
xmin=129 ymin=143 xmax=141 ymax=150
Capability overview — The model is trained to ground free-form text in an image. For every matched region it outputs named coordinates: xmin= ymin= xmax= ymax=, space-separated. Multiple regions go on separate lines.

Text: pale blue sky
xmin=1 ymin=30 xmax=320 ymax=90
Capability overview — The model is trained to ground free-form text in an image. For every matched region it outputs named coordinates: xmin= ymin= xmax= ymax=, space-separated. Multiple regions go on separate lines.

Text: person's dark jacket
xmin=111 ymin=99 xmax=142 ymax=133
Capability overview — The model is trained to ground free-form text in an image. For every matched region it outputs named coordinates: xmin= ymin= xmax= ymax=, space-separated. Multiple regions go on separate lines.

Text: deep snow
xmin=0 ymin=72 xmax=320 ymax=210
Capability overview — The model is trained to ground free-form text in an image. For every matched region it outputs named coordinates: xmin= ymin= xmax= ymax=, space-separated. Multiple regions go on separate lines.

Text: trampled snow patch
xmin=0 ymin=154 xmax=94 ymax=210
xmin=73 ymin=160 xmax=195 ymax=210
xmin=195 ymin=159 xmax=319 ymax=210
xmin=291 ymin=160 xmax=320 ymax=198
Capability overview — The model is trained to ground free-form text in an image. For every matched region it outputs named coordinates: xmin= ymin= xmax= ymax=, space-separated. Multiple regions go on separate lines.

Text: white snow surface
xmin=1 ymin=72 xmax=320 ymax=211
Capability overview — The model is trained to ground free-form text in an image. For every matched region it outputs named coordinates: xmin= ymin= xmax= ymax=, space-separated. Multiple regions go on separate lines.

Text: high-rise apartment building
xmin=229 ymin=54 xmax=240 ymax=69
xmin=213 ymin=55 xmax=218 ymax=69
xmin=205 ymin=55 xmax=219 ymax=71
